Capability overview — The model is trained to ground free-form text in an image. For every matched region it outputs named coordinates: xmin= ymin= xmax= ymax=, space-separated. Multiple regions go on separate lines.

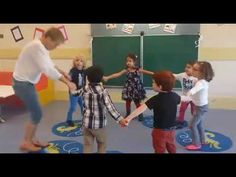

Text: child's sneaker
xmin=0 ymin=117 xmax=6 ymax=123
xmin=138 ymin=114 xmax=144 ymax=121
xmin=66 ymin=120 xmax=75 ymax=127
xmin=175 ymin=120 xmax=188 ymax=129
xmin=182 ymin=120 xmax=188 ymax=127
xmin=185 ymin=144 xmax=201 ymax=150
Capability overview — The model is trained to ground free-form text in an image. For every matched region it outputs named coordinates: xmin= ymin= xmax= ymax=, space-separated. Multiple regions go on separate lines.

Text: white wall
xmin=200 ymin=24 xmax=236 ymax=48
xmin=209 ymin=60 xmax=236 ymax=97
xmin=0 ymin=24 xmax=91 ymax=49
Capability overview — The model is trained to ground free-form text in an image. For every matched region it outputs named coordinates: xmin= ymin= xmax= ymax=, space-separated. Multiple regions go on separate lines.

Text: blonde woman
xmin=13 ymin=27 xmax=76 ymax=152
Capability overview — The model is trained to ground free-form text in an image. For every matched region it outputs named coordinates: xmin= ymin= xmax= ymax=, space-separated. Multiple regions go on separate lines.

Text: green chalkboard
xmin=92 ymin=36 xmax=140 ymax=87
xmin=143 ymin=35 xmax=199 ymax=88
xmin=92 ymin=35 xmax=198 ymax=88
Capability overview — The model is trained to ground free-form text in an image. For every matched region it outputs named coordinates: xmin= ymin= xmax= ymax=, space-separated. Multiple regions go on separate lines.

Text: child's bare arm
xmin=103 ymin=69 xmax=126 ymax=82
xmin=102 ymin=89 xmax=123 ymax=123
xmin=55 ymin=65 xmax=71 ymax=80
xmin=125 ymin=104 xmax=148 ymax=124
xmin=59 ymin=75 xmax=76 ymax=91
xmin=70 ymin=87 xmax=83 ymax=96
xmin=181 ymin=95 xmax=192 ymax=102
xmin=139 ymin=68 xmax=154 ymax=75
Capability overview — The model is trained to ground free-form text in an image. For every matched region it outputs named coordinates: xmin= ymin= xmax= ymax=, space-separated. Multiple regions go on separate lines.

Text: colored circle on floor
xmin=176 ymin=129 xmax=233 ymax=152
xmin=38 ymin=140 xmax=83 ymax=153
xmin=52 ymin=120 xmax=83 ymax=137
xmin=142 ymin=115 xmax=153 ymax=128
xmin=142 ymin=116 xmax=188 ymax=129
xmin=36 ymin=140 xmax=122 ymax=154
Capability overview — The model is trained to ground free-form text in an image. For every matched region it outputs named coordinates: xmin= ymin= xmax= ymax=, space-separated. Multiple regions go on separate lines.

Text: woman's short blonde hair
xmin=44 ymin=27 xmax=65 ymax=43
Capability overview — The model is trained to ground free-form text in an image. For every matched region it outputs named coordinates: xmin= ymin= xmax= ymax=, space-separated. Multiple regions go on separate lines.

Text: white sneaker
xmin=0 ymin=117 xmax=6 ymax=123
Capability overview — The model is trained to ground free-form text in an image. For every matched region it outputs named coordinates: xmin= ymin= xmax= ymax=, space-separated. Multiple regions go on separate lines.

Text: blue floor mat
xmin=176 ymin=129 xmax=233 ymax=152
xmin=38 ymin=140 xmax=83 ymax=153
xmin=142 ymin=115 xmax=153 ymax=128
xmin=52 ymin=120 xmax=83 ymax=137
xmin=35 ymin=140 xmax=122 ymax=154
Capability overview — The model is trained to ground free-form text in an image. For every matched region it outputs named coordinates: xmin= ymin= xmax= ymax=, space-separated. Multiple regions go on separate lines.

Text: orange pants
xmin=152 ymin=128 xmax=176 ymax=153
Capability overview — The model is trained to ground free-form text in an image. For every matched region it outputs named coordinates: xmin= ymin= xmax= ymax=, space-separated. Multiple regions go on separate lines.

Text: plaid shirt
xmin=75 ymin=83 xmax=122 ymax=129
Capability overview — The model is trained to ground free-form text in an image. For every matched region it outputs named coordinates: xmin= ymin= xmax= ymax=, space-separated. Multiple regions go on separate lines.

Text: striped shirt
xmin=75 ymin=83 xmax=122 ymax=129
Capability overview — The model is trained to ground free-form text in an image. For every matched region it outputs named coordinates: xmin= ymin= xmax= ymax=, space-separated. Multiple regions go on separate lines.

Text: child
xmin=185 ymin=61 xmax=214 ymax=150
xmin=103 ymin=53 xmax=153 ymax=121
xmin=125 ymin=71 xmax=181 ymax=153
xmin=72 ymin=65 xmax=127 ymax=153
xmin=66 ymin=56 xmax=86 ymax=126
xmin=173 ymin=61 xmax=198 ymax=129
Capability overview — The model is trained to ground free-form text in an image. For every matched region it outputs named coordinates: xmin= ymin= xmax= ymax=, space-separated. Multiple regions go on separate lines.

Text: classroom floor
xmin=0 ymin=100 xmax=235 ymax=153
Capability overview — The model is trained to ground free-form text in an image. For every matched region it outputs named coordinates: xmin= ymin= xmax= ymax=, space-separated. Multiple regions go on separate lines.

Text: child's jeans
xmin=66 ymin=93 xmax=83 ymax=122
xmin=189 ymin=104 xmax=208 ymax=146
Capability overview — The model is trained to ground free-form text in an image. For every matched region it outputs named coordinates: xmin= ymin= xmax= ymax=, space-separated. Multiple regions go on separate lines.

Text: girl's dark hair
xmin=125 ymin=53 xmax=139 ymax=69
xmin=197 ymin=61 xmax=215 ymax=82
xmin=187 ymin=60 xmax=196 ymax=66
xmin=152 ymin=70 xmax=176 ymax=92
xmin=126 ymin=53 xmax=137 ymax=63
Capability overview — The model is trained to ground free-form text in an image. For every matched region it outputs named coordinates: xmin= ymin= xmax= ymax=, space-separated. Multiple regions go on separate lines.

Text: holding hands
xmin=103 ymin=76 xmax=109 ymax=82
xmin=68 ymin=82 xmax=77 ymax=92
xmin=119 ymin=118 xmax=129 ymax=127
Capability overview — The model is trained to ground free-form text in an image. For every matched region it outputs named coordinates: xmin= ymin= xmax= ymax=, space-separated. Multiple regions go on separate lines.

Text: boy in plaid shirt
xmin=72 ymin=65 xmax=127 ymax=153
